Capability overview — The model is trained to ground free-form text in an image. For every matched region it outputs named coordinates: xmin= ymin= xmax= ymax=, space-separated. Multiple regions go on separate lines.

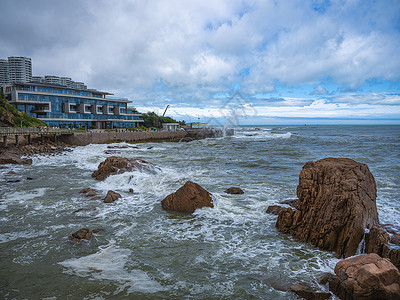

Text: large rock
xmin=0 ymin=152 xmax=32 ymax=165
xmin=161 ymin=181 xmax=213 ymax=213
xmin=92 ymin=156 xmax=159 ymax=180
xmin=329 ymin=253 xmax=400 ymax=300
xmin=276 ymin=158 xmax=379 ymax=258
xmin=365 ymin=224 xmax=400 ymax=270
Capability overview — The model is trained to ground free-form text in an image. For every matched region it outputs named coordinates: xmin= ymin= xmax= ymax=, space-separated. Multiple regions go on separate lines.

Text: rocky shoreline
xmin=0 ymin=140 xmax=72 ymax=165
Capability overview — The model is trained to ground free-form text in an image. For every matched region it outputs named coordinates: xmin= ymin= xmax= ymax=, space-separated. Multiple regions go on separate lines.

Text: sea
xmin=0 ymin=125 xmax=399 ymax=299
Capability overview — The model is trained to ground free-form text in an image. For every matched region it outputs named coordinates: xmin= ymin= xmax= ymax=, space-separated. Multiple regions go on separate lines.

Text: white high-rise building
xmin=7 ymin=56 xmax=32 ymax=83
xmin=0 ymin=59 xmax=9 ymax=84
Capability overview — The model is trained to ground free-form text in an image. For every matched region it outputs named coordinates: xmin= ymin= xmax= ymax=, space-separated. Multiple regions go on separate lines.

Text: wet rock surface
xmin=92 ymin=156 xmax=160 ymax=180
xmin=289 ymin=283 xmax=331 ymax=300
xmin=161 ymin=181 xmax=214 ymax=213
xmin=266 ymin=205 xmax=285 ymax=215
xmin=68 ymin=228 xmax=93 ymax=243
xmin=103 ymin=190 xmax=122 ymax=203
xmin=365 ymin=224 xmax=400 ymax=269
xmin=276 ymin=158 xmax=379 ymax=258
xmin=224 ymin=187 xmax=244 ymax=194
xmin=328 ymin=253 xmax=400 ymax=300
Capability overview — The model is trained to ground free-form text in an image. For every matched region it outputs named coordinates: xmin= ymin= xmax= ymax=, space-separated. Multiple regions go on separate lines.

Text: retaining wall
xmin=59 ymin=129 xmax=233 ymax=146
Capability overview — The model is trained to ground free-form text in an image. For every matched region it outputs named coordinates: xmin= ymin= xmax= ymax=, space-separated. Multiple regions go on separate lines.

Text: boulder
xmin=104 ymin=190 xmax=122 ymax=203
xmin=365 ymin=224 xmax=400 ymax=269
xmin=224 ymin=187 xmax=244 ymax=194
xmin=0 ymin=152 xmax=32 ymax=165
xmin=92 ymin=156 xmax=159 ymax=180
xmin=276 ymin=158 xmax=379 ymax=258
xmin=161 ymin=181 xmax=213 ymax=213
xmin=266 ymin=205 xmax=285 ymax=215
xmin=329 ymin=253 xmax=400 ymax=300
xmin=68 ymin=228 xmax=93 ymax=243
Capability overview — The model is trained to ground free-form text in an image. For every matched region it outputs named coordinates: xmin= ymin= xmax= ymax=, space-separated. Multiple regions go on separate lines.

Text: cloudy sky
xmin=1 ymin=0 xmax=399 ymax=124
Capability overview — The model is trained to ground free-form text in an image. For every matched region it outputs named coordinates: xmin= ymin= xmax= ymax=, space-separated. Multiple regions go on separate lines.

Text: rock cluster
xmin=276 ymin=158 xmax=379 ymax=258
xmin=328 ymin=253 xmax=400 ymax=300
xmin=0 ymin=141 xmax=71 ymax=165
xmin=161 ymin=181 xmax=214 ymax=213
xmin=0 ymin=152 xmax=32 ymax=165
xmin=92 ymin=156 xmax=160 ymax=180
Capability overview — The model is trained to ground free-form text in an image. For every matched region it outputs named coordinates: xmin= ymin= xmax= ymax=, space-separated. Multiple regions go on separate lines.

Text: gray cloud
xmin=0 ymin=0 xmax=399 ymax=111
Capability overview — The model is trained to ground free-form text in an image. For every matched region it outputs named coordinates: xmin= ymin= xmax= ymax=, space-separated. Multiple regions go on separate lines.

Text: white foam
xmin=1 ymin=188 xmax=47 ymax=204
xmin=0 ymin=229 xmax=48 ymax=244
xmin=59 ymin=243 xmax=165 ymax=294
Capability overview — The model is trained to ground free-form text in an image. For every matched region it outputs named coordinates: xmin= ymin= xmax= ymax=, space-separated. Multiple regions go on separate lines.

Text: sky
xmin=1 ymin=0 xmax=400 ymax=125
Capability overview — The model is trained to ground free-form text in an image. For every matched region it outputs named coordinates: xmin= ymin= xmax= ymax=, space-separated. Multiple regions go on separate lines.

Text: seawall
xmin=59 ymin=128 xmax=233 ymax=146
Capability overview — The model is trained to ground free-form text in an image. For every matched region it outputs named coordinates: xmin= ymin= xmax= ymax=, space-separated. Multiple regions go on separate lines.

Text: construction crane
xmin=162 ymin=105 xmax=170 ymax=117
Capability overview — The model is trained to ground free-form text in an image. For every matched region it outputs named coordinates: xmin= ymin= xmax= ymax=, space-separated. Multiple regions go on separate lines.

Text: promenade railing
xmin=0 ymin=127 xmax=73 ymax=135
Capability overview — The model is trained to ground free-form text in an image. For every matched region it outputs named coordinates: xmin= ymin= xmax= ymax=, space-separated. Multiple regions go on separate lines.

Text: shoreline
xmin=0 ymin=128 xmax=234 ymax=165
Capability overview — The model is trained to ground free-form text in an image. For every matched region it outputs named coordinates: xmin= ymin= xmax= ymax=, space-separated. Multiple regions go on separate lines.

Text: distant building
xmin=32 ymin=75 xmax=88 ymax=90
xmin=162 ymin=123 xmax=180 ymax=131
xmin=0 ymin=59 xmax=9 ymax=84
xmin=2 ymin=82 xmax=143 ymax=129
xmin=7 ymin=56 xmax=32 ymax=83
xmin=0 ymin=56 xmax=32 ymax=84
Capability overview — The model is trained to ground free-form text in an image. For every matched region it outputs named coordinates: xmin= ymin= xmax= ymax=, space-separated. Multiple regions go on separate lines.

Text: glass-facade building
xmin=2 ymin=82 xmax=143 ymax=129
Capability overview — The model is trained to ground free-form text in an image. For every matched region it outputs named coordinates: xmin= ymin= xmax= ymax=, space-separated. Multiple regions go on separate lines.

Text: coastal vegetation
xmin=141 ymin=111 xmax=185 ymax=128
xmin=0 ymin=90 xmax=47 ymax=127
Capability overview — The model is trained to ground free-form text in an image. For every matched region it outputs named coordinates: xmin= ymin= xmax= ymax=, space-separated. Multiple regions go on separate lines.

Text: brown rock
xmin=161 ymin=181 xmax=213 ymax=213
xmin=266 ymin=205 xmax=285 ymax=215
xmin=85 ymin=191 xmax=98 ymax=197
xmin=224 ymin=187 xmax=244 ymax=194
xmin=92 ymin=156 xmax=160 ymax=180
xmin=68 ymin=228 xmax=93 ymax=243
xmin=276 ymin=158 xmax=379 ymax=258
xmin=104 ymin=190 xmax=122 ymax=203
xmin=0 ymin=152 xmax=32 ymax=165
xmin=79 ymin=188 xmax=97 ymax=194
xmin=365 ymin=224 xmax=400 ymax=269
xmin=289 ymin=283 xmax=331 ymax=300
xmin=329 ymin=253 xmax=400 ymax=300
xmin=280 ymin=199 xmax=299 ymax=209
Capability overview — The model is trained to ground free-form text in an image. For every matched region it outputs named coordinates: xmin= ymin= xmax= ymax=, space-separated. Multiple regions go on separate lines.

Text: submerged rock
xmin=92 ymin=156 xmax=159 ymax=180
xmin=289 ymin=283 xmax=331 ymax=300
xmin=276 ymin=158 xmax=379 ymax=258
xmin=224 ymin=187 xmax=244 ymax=194
xmin=328 ymin=253 xmax=400 ymax=300
xmin=103 ymin=190 xmax=122 ymax=203
xmin=68 ymin=228 xmax=93 ymax=243
xmin=161 ymin=181 xmax=213 ymax=213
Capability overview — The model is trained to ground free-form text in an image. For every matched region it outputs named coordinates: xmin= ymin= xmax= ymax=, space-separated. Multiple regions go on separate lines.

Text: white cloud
xmin=0 ymin=0 xmax=399 ymax=122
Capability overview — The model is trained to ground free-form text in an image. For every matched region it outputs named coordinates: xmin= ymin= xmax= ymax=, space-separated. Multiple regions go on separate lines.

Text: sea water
xmin=0 ymin=125 xmax=399 ymax=299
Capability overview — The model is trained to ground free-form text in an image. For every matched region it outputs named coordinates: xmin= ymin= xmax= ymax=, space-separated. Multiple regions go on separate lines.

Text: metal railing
xmin=0 ymin=127 xmax=73 ymax=135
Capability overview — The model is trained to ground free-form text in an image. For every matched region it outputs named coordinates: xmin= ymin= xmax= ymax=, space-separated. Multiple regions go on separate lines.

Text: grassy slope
xmin=0 ymin=91 xmax=47 ymax=127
